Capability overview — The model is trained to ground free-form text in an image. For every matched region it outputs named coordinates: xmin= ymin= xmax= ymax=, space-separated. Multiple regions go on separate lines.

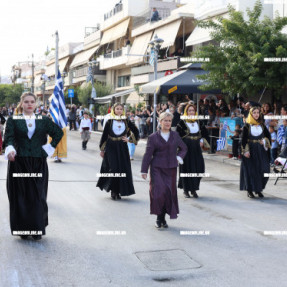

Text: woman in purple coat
xmin=141 ymin=112 xmax=187 ymax=228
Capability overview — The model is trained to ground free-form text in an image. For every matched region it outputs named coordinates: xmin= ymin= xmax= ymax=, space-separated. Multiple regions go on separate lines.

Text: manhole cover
xmin=135 ymin=249 xmax=201 ymax=271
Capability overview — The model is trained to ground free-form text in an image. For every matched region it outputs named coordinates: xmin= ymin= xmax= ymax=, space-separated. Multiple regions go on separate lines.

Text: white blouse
xmin=250 ymin=125 xmax=263 ymax=136
xmin=112 ymin=120 xmax=126 ymax=135
xmin=186 ymin=122 xmax=199 ymax=133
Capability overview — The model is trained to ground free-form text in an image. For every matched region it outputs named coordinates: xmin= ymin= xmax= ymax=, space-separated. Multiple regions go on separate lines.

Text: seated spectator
xmin=151 ymin=8 xmax=160 ymax=22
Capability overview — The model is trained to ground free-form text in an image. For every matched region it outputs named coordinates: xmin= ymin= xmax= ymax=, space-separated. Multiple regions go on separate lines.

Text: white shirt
xmin=79 ymin=118 xmax=92 ymax=132
xmin=186 ymin=121 xmax=204 ymax=143
xmin=186 ymin=122 xmax=199 ymax=133
xmin=250 ymin=125 xmax=263 ymax=136
xmin=112 ymin=120 xmax=126 ymax=135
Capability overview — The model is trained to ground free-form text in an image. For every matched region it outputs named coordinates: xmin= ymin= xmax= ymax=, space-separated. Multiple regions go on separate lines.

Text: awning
xmin=154 ymin=19 xmax=182 ymax=49
xmin=126 ymin=31 xmax=153 ymax=66
xmin=70 ymin=46 xmax=99 ymax=68
xmin=100 ymin=18 xmax=130 ymax=46
xmin=94 ymin=88 xmax=135 ymax=104
xmin=139 ymin=66 xmax=221 ymax=95
xmin=45 ymin=57 xmax=70 ymax=77
xmin=185 ymin=26 xmax=213 ymax=46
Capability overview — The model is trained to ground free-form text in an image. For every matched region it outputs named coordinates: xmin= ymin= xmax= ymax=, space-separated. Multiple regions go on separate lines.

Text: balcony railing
xmin=133 ymin=8 xmax=171 ymax=30
xmin=104 ymin=3 xmax=123 ymax=21
xmin=73 ymin=65 xmax=105 ymax=79
xmin=104 ymin=49 xmax=123 ymax=59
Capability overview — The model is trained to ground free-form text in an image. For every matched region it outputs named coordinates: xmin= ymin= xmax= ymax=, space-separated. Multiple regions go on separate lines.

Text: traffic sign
xmin=68 ymin=89 xmax=74 ymax=98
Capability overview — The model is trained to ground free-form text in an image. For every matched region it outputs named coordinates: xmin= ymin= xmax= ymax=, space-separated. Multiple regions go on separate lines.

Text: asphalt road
xmin=0 ymin=130 xmax=287 ymax=287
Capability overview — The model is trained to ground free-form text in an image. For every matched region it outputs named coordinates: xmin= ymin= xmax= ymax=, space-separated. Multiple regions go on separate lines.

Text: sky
xmin=0 ymin=0 xmax=120 ymax=76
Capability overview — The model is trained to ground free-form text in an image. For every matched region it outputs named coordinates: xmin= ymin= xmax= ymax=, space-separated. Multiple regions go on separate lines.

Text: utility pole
xmin=55 ymin=31 xmax=59 ymax=79
xmin=31 ymin=53 xmax=34 ymax=93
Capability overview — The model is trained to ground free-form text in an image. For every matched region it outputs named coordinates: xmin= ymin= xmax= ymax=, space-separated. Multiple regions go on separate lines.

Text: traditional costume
xmin=97 ymin=106 xmax=139 ymax=199
xmin=176 ymin=105 xmax=209 ymax=198
xmin=4 ymin=114 xmax=63 ymax=237
xmin=240 ymin=108 xmax=271 ymax=198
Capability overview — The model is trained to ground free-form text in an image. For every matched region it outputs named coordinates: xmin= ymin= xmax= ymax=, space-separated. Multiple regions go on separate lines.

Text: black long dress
xmin=176 ymin=120 xmax=209 ymax=193
xmin=97 ymin=119 xmax=139 ymax=196
xmin=4 ymin=115 xmax=63 ymax=236
xmin=240 ymin=124 xmax=271 ymax=194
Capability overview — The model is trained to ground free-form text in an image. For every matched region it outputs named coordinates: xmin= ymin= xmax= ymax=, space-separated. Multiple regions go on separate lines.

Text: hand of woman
xmin=244 ymin=152 xmax=250 ymax=158
xmin=121 ymin=136 xmax=129 ymax=143
xmin=100 ymin=151 xmax=105 ymax=158
xmin=8 ymin=151 xmax=16 ymax=161
xmin=260 ymin=139 xmax=264 ymax=145
xmin=141 ymin=174 xmax=147 ymax=180
xmin=200 ymin=141 xmax=204 ymax=148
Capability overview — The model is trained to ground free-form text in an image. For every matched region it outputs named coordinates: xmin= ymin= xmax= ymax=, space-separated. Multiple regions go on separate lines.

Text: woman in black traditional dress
xmin=240 ymin=106 xmax=271 ymax=198
xmin=4 ymin=92 xmax=63 ymax=240
xmin=176 ymin=104 xmax=209 ymax=198
xmin=97 ymin=103 xmax=139 ymax=200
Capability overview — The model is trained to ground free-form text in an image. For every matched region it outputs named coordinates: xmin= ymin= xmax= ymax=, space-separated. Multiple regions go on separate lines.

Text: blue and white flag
xmin=217 ymin=137 xmax=226 ymax=151
xmin=86 ymin=65 xmax=93 ymax=83
xmin=277 ymin=125 xmax=285 ymax=145
xmin=149 ymin=49 xmax=155 ymax=66
xmin=49 ymin=70 xmax=67 ymax=128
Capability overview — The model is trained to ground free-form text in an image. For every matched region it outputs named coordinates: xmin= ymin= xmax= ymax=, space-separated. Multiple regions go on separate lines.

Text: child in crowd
xmin=228 ymin=124 xmax=242 ymax=160
xmin=269 ymin=125 xmax=278 ymax=166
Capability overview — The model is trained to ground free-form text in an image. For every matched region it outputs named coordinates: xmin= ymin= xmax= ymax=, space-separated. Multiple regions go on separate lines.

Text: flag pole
xmin=55 ymin=31 xmax=59 ymax=81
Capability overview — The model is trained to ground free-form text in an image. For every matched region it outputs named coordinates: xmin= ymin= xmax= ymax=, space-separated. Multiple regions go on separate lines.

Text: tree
xmin=0 ymin=84 xmax=24 ymax=106
xmin=77 ymin=82 xmax=112 ymax=114
xmin=194 ymin=0 xmax=287 ymax=100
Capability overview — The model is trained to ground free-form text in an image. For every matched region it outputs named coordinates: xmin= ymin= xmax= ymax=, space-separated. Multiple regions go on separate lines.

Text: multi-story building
xmin=94 ymin=0 xmax=183 ymax=105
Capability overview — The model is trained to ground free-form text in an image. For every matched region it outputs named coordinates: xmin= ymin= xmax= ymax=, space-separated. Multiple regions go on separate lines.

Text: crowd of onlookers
xmin=1 ymin=97 xmax=287 ymax=164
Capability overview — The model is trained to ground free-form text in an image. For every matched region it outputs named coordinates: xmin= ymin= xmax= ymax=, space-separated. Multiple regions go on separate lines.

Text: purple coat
xmin=141 ymin=131 xmax=187 ymax=173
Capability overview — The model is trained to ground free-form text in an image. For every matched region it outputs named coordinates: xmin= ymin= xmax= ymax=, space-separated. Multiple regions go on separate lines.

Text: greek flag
xmin=149 ymin=49 xmax=155 ymax=66
xmin=277 ymin=125 xmax=285 ymax=145
xmin=217 ymin=137 xmax=226 ymax=151
xmin=49 ymin=70 xmax=67 ymax=128
xmin=86 ymin=65 xmax=93 ymax=83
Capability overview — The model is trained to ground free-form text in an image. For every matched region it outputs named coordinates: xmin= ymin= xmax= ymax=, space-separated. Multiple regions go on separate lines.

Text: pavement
xmin=0 ymin=129 xmax=287 ymax=287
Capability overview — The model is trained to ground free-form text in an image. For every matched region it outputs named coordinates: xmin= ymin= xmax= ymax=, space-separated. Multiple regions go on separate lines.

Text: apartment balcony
xmin=71 ymin=65 xmax=106 ymax=84
xmin=98 ymin=46 xmax=130 ymax=70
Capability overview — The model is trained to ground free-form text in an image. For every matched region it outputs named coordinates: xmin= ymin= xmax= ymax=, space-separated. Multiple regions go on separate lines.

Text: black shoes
xmin=162 ymin=220 xmax=168 ymax=228
xmin=184 ymin=191 xmax=199 ymax=198
xmin=183 ymin=191 xmax=190 ymax=198
xmin=155 ymin=214 xmax=168 ymax=228
xmin=247 ymin=191 xmax=255 ymax=198
xmin=155 ymin=220 xmax=161 ymax=228
xmin=257 ymin=192 xmax=264 ymax=198
xmin=191 ymin=191 xmax=199 ymax=198
xmin=111 ymin=192 xmax=121 ymax=200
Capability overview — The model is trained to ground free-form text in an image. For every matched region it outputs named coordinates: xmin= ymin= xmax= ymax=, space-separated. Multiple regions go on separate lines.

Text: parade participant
xmin=240 ymin=106 xmax=271 ymax=198
xmin=79 ymin=111 xmax=92 ymax=150
xmin=4 ymin=92 xmax=63 ymax=240
xmin=141 ymin=112 xmax=187 ymax=228
xmin=176 ymin=104 xmax=209 ymax=198
xmin=97 ymin=103 xmax=139 ymax=200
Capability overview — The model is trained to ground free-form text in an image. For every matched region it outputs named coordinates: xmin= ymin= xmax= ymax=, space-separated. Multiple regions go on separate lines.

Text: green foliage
xmin=77 ymin=82 xmax=112 ymax=115
xmin=194 ymin=0 xmax=287 ymax=99
xmin=0 ymin=84 xmax=24 ymax=106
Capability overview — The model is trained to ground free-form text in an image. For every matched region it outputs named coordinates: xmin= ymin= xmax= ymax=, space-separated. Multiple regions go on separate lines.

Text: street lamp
xmin=148 ymin=34 xmax=164 ymax=132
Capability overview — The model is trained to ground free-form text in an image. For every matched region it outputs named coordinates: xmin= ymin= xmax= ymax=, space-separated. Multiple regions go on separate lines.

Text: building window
xmin=118 ymin=75 xmax=130 ymax=87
